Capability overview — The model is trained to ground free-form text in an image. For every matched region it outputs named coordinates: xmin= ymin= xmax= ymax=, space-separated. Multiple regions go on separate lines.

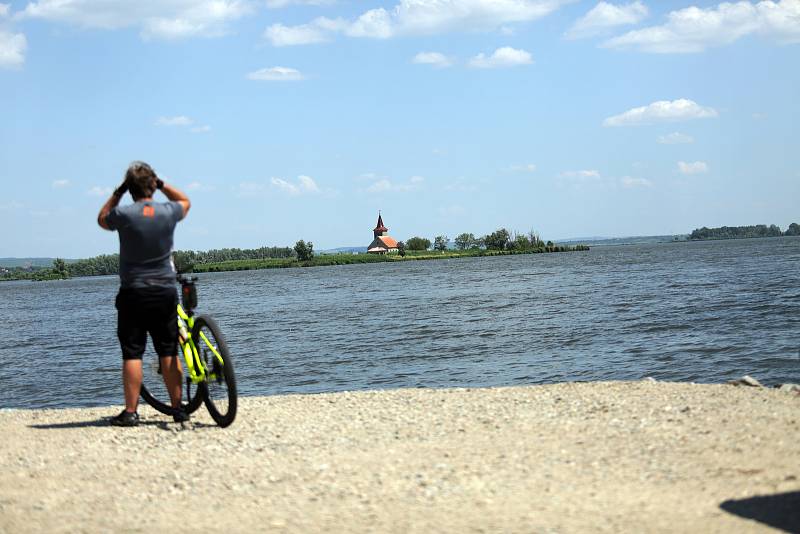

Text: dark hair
xmin=125 ymin=161 xmax=157 ymax=200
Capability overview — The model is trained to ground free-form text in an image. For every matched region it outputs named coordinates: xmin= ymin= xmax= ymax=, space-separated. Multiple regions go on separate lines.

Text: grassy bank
xmin=191 ymin=245 xmax=590 ymax=273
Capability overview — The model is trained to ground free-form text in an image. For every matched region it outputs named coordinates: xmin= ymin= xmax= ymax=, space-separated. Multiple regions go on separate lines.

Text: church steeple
xmin=373 ymin=212 xmax=388 ymax=239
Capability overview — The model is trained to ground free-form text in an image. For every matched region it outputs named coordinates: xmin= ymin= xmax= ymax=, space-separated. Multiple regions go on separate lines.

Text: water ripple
xmin=2 ymin=237 xmax=800 ymax=409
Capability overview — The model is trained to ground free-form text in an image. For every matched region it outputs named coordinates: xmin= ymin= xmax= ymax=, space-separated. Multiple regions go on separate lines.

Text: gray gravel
xmin=1 ymin=381 xmax=798 ymax=533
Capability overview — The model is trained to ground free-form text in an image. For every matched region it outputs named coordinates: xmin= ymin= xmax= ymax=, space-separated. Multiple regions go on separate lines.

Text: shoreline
xmin=0 ymin=246 xmax=591 ymax=281
xmin=2 ymin=381 xmax=798 ymax=532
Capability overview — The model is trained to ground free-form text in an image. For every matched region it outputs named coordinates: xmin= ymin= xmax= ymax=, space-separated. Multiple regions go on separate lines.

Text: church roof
xmin=373 ymin=214 xmax=388 ymax=233
xmin=378 ymin=236 xmax=398 ymax=248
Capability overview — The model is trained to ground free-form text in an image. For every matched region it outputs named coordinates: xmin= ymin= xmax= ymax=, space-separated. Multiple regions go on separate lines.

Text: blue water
xmin=1 ymin=237 xmax=798 ymax=409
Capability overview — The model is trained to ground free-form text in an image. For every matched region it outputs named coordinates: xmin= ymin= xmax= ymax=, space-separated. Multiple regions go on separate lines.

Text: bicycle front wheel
xmin=192 ymin=315 xmax=237 ymax=427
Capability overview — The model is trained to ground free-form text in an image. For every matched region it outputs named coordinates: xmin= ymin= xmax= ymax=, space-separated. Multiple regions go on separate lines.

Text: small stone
xmin=727 ymin=375 xmax=763 ymax=387
xmin=778 ymin=384 xmax=800 ymax=393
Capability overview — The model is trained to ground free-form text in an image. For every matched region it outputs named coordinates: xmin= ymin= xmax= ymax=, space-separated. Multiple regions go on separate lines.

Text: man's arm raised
xmin=97 ymin=183 xmax=127 ymax=231
xmin=158 ymin=179 xmax=191 ymax=218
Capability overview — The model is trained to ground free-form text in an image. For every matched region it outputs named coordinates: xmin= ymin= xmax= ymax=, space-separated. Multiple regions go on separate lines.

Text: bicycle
xmin=139 ymin=274 xmax=238 ymax=427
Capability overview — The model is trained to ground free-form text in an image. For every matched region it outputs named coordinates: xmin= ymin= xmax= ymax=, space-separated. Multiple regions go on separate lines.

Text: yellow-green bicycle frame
xmin=178 ymin=303 xmax=225 ymax=384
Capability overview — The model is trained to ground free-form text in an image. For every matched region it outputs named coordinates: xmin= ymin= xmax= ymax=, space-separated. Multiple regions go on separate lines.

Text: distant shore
xmin=2 ymin=381 xmax=798 ymax=532
xmin=191 ymin=246 xmax=590 ymax=274
xmin=0 ymin=246 xmax=590 ymax=281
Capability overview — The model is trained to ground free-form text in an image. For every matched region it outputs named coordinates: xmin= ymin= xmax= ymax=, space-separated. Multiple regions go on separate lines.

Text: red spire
xmin=373 ymin=213 xmax=388 ymax=233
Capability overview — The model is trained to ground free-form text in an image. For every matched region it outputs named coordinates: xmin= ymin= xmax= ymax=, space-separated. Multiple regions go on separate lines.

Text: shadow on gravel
xmin=29 ymin=419 xmax=218 ymax=430
xmin=720 ymin=491 xmax=800 ymax=533
xmin=30 ymin=419 xmax=165 ymax=429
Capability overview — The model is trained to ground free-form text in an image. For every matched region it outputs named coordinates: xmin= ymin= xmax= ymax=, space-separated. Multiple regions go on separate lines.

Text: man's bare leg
xmin=122 ymin=360 xmax=142 ymax=413
xmin=160 ymin=355 xmax=183 ymax=408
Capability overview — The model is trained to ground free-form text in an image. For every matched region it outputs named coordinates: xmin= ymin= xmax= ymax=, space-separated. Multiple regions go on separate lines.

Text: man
xmin=98 ymin=161 xmax=191 ymax=427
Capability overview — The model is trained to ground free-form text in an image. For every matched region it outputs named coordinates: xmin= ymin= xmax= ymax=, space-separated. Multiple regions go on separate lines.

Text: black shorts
xmin=115 ymin=286 xmax=178 ymax=360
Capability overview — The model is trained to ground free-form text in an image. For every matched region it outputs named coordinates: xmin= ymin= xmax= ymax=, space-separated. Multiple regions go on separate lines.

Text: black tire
xmin=192 ymin=315 xmax=237 ymax=427
xmin=139 ymin=348 xmax=204 ymax=417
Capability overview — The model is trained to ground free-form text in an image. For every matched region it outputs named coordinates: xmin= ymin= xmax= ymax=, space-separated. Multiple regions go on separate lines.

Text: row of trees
xmin=690 ymin=223 xmax=800 ymax=240
xmin=401 ymin=229 xmax=553 ymax=252
xmin=1 ymin=245 xmax=304 ymax=280
xmin=0 ymin=258 xmax=70 ymax=281
xmin=172 ymin=246 xmax=293 ymax=272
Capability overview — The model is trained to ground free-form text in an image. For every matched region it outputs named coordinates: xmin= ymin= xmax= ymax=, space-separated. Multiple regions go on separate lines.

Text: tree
xmin=786 ymin=223 xmax=800 ymax=236
xmin=397 ymin=241 xmax=406 ymax=257
xmin=483 ymin=228 xmax=510 ymax=250
xmin=454 ymin=232 xmax=475 ymax=250
xmin=433 ymin=235 xmax=449 ymax=252
xmin=294 ymin=240 xmax=314 ymax=261
xmin=513 ymin=233 xmax=531 ymax=250
xmin=52 ymin=258 xmax=69 ymax=278
xmin=406 ymin=237 xmax=431 ymax=251
xmin=527 ymin=229 xmax=542 ymax=248
xmin=173 ymin=251 xmax=195 ymax=273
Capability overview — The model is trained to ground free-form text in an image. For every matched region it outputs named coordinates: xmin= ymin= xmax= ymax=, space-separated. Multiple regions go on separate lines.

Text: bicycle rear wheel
xmin=140 ymin=349 xmax=204 ymax=417
xmin=192 ymin=315 xmax=237 ymax=427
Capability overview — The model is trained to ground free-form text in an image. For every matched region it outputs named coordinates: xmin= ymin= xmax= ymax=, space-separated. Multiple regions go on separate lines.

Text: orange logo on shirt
xmin=142 ymin=205 xmax=155 ymax=218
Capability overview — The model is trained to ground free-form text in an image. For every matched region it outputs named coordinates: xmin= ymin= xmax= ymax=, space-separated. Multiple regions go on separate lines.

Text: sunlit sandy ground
xmin=1 ymin=381 xmax=798 ymax=533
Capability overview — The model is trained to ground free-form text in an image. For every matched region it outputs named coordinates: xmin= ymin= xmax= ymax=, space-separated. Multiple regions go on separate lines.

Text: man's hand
xmin=113 ymin=182 xmax=128 ymax=199
xmin=159 ymin=181 xmax=191 ymax=219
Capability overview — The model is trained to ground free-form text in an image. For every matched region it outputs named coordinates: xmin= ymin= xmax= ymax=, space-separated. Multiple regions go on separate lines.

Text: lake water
xmin=1 ymin=237 xmax=799 ymax=409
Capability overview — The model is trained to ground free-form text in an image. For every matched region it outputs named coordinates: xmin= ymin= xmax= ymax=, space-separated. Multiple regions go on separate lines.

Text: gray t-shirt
xmin=106 ymin=200 xmax=184 ymax=288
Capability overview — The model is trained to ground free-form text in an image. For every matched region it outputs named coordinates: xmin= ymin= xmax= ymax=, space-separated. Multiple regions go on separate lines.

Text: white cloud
xmin=186 ymin=181 xmax=215 ymax=192
xmin=558 ymin=169 xmax=605 ymax=190
xmin=365 ymin=176 xmax=423 ymax=193
xmin=566 ymin=1 xmax=648 ymax=39
xmin=266 ymin=0 xmax=335 ymax=8
xmin=469 ymin=46 xmax=533 ymax=68
xmin=444 ymin=178 xmax=478 ymax=192
xmin=264 ymin=18 xmax=345 ymax=45
xmin=190 ymin=125 xmax=211 ymax=133
xmin=620 ymin=176 xmax=653 ymax=188
xmin=271 ymin=175 xmax=320 ymax=195
xmin=235 ymin=181 xmax=268 ymax=197
xmin=561 ymin=169 xmax=601 ymax=179
xmin=658 ymin=132 xmax=694 ymax=144
xmin=0 ymin=30 xmax=26 ymax=68
xmin=155 ymin=115 xmax=193 ymax=126
xmin=266 ymin=0 xmax=574 ymax=45
xmin=412 ymin=51 xmax=453 ymax=68
xmin=247 ymin=66 xmax=305 ymax=81
xmin=509 ymin=163 xmax=537 ymax=173
xmin=0 ymin=200 xmax=24 ymax=211
xmin=678 ymin=161 xmax=708 ymax=174
xmin=366 ymin=179 xmax=393 ymax=193
xmin=602 ymin=0 xmax=800 ymax=53
xmin=604 ymin=99 xmax=718 ymax=127
xmin=52 ymin=179 xmax=70 ymax=188
xmin=0 ymin=4 xmax=9 ymax=17
xmin=18 ymin=0 xmax=254 ymax=40
xmin=87 ymin=186 xmax=112 ymax=197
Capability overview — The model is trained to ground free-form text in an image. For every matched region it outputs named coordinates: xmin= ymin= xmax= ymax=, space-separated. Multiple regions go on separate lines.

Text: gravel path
xmin=1 ymin=381 xmax=798 ymax=533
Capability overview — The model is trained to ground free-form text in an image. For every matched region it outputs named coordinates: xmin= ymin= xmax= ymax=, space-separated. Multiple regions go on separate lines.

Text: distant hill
xmin=0 ymin=258 xmax=77 ymax=268
xmin=319 ymin=247 xmax=368 ymax=254
xmin=556 ymin=235 xmax=687 ymax=246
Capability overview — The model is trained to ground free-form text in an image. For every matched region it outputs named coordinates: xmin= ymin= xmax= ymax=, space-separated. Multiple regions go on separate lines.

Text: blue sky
xmin=1 ymin=0 xmax=798 ymax=257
